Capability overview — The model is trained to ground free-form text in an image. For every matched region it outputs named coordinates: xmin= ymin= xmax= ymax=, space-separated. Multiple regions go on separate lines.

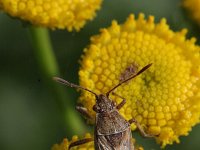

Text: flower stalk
xmin=28 ymin=26 xmax=87 ymax=137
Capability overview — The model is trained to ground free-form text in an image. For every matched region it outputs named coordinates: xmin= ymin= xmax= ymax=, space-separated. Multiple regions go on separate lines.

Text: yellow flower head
xmin=0 ymin=0 xmax=102 ymax=31
xmin=78 ymin=13 xmax=200 ymax=147
xmin=52 ymin=133 xmax=143 ymax=150
xmin=183 ymin=0 xmax=200 ymax=26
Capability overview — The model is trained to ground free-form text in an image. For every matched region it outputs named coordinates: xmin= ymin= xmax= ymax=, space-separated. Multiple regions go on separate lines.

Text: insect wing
xmin=96 ymin=110 xmax=129 ymax=135
xmin=95 ymin=109 xmax=134 ymax=150
xmin=94 ymin=127 xmax=134 ymax=150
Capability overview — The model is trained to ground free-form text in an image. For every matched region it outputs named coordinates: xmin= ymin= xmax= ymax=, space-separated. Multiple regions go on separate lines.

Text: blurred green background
xmin=1 ymin=0 xmax=200 ymax=150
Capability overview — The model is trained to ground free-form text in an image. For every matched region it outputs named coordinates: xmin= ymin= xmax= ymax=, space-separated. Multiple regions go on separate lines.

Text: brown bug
xmin=53 ymin=63 xmax=153 ymax=150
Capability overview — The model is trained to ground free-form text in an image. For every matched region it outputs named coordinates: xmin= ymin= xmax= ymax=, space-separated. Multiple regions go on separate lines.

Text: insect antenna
xmin=106 ymin=63 xmax=152 ymax=97
xmin=53 ymin=77 xmax=98 ymax=97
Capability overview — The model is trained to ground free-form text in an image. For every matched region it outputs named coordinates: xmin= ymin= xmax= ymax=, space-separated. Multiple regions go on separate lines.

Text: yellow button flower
xmin=183 ymin=0 xmax=200 ymax=26
xmin=78 ymin=13 xmax=200 ymax=147
xmin=0 ymin=0 xmax=102 ymax=31
xmin=52 ymin=133 xmax=143 ymax=150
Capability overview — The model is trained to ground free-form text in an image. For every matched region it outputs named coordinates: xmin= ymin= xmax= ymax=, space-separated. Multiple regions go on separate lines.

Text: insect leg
xmin=68 ymin=138 xmax=93 ymax=149
xmin=76 ymin=106 xmax=92 ymax=119
xmin=112 ymin=92 xmax=126 ymax=110
xmin=129 ymin=118 xmax=154 ymax=138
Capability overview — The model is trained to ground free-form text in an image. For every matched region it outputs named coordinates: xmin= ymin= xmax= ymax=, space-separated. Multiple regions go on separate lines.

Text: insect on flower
xmin=53 ymin=63 xmax=153 ymax=150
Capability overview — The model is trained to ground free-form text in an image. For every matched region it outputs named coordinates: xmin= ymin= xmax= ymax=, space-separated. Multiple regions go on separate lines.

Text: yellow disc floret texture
xmin=0 ymin=0 xmax=102 ymax=31
xmin=79 ymin=13 xmax=200 ymax=147
xmin=183 ymin=0 xmax=200 ymax=26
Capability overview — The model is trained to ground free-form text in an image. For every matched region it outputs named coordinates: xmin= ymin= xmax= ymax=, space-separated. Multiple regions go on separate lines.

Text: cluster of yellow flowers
xmin=183 ymin=0 xmax=200 ymax=26
xmin=0 ymin=0 xmax=102 ymax=31
xmin=2 ymin=0 xmax=200 ymax=149
xmin=79 ymin=13 xmax=200 ymax=147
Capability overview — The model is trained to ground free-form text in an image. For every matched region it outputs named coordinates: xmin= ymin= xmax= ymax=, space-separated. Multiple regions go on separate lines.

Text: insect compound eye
xmin=93 ymin=105 xmax=99 ymax=112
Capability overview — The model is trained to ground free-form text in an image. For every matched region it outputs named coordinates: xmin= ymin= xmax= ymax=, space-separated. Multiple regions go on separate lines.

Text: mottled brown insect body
xmin=94 ymin=94 xmax=134 ymax=150
xmin=53 ymin=64 xmax=153 ymax=150
xmin=95 ymin=126 xmax=133 ymax=150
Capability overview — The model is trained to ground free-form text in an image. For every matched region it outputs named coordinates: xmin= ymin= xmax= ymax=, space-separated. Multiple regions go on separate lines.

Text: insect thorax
xmin=94 ymin=94 xmax=115 ymax=113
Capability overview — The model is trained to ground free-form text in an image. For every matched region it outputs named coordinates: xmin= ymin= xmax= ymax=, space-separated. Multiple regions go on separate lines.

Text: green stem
xmin=28 ymin=26 xmax=86 ymax=137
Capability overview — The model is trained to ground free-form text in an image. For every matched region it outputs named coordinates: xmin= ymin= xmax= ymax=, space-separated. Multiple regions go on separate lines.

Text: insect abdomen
xmin=95 ymin=127 xmax=134 ymax=150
